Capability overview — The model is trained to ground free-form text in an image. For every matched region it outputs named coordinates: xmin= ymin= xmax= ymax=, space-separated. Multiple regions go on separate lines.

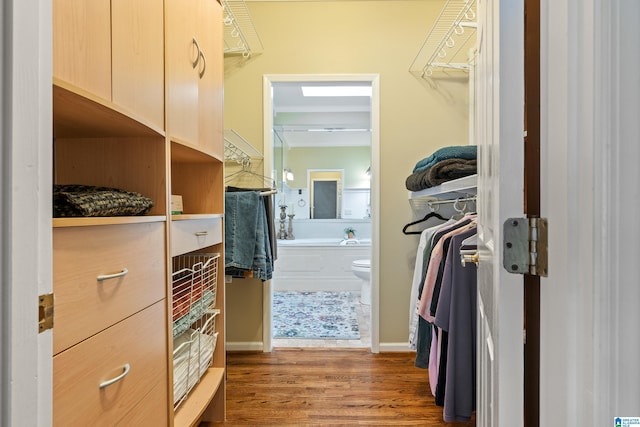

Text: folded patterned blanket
xmin=405 ymin=158 xmax=477 ymax=191
xmin=53 ymin=184 xmax=153 ymax=217
xmin=413 ymin=145 xmax=477 ymax=173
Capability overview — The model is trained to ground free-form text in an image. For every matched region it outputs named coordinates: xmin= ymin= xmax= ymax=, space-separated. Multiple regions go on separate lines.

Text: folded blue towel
xmin=413 ymin=145 xmax=477 ymax=173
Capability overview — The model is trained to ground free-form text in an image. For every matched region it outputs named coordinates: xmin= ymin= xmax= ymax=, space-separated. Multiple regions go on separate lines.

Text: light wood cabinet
xmin=53 ymin=0 xmax=111 ymax=100
xmin=112 ymin=0 xmax=165 ymax=130
xmin=197 ymin=0 xmax=225 ymax=160
xmin=167 ymin=0 xmax=224 ymax=159
xmin=53 ymin=0 xmax=165 ymax=131
xmin=166 ymin=0 xmax=200 ymax=147
xmin=52 ymin=0 xmax=226 ymax=425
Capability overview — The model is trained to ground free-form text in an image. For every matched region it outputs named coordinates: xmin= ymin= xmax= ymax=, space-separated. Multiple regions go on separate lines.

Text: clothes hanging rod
xmin=427 ymin=196 xmax=476 ymax=206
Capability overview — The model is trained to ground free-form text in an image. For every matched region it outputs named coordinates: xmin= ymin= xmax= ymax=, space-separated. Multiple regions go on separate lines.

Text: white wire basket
xmin=171 ymin=253 xmax=220 ymax=409
xmin=172 ymin=310 xmax=219 ymax=409
xmin=172 ymin=253 xmax=219 ymax=338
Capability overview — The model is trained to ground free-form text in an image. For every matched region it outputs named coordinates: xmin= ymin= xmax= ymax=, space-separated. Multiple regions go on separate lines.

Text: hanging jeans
xmin=225 ymin=191 xmax=273 ymax=281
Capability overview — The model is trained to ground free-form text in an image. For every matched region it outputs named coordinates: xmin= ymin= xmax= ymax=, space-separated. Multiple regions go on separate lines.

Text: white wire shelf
xmin=409 ymin=0 xmax=477 ymax=78
xmin=224 ymin=129 xmax=263 ymax=166
xmin=222 ymin=0 xmax=263 ymax=58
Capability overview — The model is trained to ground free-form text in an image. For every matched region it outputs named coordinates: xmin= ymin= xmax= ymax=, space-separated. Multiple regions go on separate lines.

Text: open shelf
xmin=408 ymin=174 xmax=477 ymax=200
xmin=173 ymin=365 xmax=225 ymax=426
xmin=53 ymin=79 xmax=164 ymax=139
xmin=53 ymin=216 xmax=166 ymax=228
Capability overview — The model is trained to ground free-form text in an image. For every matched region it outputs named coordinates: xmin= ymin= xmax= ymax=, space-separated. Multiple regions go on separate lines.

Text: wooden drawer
xmin=171 ymin=217 xmax=222 ymax=257
xmin=116 ymin=380 xmax=168 ymax=426
xmin=53 ymin=222 xmax=166 ymax=354
xmin=53 ymin=301 xmax=167 ymax=427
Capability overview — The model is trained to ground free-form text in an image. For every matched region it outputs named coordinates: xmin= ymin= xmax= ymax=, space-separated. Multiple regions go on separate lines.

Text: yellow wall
xmin=224 ymin=0 xmax=469 ymax=346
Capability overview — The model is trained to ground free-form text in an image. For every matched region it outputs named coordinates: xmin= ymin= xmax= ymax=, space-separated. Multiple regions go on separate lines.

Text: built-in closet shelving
xmin=222 ymin=0 xmax=263 ymax=58
xmin=408 ymin=174 xmax=477 ymax=213
xmin=409 ymin=0 xmax=477 ymax=78
xmin=52 ymin=0 xmax=226 ymax=425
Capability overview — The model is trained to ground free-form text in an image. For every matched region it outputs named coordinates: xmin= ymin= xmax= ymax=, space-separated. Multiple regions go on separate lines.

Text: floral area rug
xmin=272 ymin=291 xmax=360 ymax=340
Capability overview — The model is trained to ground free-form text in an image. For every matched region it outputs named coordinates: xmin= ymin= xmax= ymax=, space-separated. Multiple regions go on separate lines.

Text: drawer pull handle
xmin=99 ymin=363 xmax=131 ymax=389
xmin=194 ymin=231 xmax=208 ymax=236
xmin=97 ymin=268 xmax=129 ymax=281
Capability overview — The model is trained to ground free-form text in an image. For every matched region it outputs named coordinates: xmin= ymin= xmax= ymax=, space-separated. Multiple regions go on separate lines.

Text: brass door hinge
xmin=503 ymin=217 xmax=548 ymax=277
xmin=39 ymin=293 xmax=54 ymax=333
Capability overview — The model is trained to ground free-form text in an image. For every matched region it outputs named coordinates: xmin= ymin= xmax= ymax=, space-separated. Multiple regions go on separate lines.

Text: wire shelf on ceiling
xmin=222 ymin=0 xmax=263 ymax=58
xmin=409 ymin=0 xmax=477 ymax=78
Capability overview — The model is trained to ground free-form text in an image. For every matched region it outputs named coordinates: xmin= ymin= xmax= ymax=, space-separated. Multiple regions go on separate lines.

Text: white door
xmin=475 ymin=0 xmax=525 ymax=425
xmin=1 ymin=0 xmax=53 ymax=425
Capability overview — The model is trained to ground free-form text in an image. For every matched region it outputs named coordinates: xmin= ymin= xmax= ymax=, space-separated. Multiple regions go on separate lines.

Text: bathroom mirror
xmin=272 ymin=80 xmax=372 ymax=220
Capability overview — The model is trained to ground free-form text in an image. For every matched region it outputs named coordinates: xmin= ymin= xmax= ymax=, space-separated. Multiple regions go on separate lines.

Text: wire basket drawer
xmin=172 ymin=310 xmax=219 ymax=409
xmin=171 ymin=253 xmax=221 ymax=410
xmin=172 ymin=253 xmax=219 ymax=338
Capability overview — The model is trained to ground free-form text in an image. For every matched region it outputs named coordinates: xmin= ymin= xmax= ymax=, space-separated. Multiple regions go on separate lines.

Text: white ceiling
xmin=272 ymin=81 xmax=372 ymax=148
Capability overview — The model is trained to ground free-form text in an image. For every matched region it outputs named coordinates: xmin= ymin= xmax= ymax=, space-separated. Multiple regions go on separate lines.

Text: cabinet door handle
xmin=99 ymin=363 xmax=131 ymax=389
xmin=194 ymin=231 xmax=209 ymax=236
xmin=97 ymin=268 xmax=129 ymax=281
xmin=198 ymin=51 xmax=206 ymax=78
xmin=192 ymin=38 xmax=201 ymax=69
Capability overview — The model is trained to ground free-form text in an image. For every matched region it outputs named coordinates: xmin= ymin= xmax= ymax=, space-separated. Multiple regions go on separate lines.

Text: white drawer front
xmin=171 ymin=217 xmax=222 ymax=257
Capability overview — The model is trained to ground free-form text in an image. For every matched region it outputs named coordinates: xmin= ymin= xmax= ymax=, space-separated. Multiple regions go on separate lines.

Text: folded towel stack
xmin=406 ymin=145 xmax=477 ymax=192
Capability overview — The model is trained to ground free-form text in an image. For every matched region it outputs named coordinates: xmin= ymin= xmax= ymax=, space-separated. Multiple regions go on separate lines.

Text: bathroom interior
xmin=269 ymin=80 xmax=374 ymax=349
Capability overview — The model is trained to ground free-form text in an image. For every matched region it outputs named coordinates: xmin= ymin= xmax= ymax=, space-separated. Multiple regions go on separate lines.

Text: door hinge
xmin=503 ymin=217 xmax=548 ymax=277
xmin=39 ymin=293 xmax=54 ymax=333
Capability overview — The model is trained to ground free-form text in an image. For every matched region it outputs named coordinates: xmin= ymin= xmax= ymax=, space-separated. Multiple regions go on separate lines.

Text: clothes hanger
xmin=225 ymin=160 xmax=276 ymax=191
xmin=450 ymin=197 xmax=468 ymax=220
xmin=402 ymin=209 xmax=447 ymax=235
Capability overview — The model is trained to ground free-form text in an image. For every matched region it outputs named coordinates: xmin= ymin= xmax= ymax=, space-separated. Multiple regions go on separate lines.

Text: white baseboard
xmin=226 ymin=341 xmax=413 ymax=353
xmin=226 ymin=341 xmax=264 ymax=352
xmin=378 ymin=342 xmax=414 ymax=352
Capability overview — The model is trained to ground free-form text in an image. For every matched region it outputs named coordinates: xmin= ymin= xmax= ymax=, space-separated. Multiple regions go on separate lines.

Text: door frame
xmin=1 ymin=0 xmax=53 ymax=425
xmin=262 ymin=73 xmax=380 ymax=352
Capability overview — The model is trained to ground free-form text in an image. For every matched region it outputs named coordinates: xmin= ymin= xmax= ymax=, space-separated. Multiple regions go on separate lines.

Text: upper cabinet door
xmin=53 ymin=0 xmax=111 ymax=100
xmin=166 ymin=0 xmax=200 ymax=147
xmin=197 ymin=0 xmax=224 ymax=160
xmin=112 ymin=0 xmax=165 ymax=131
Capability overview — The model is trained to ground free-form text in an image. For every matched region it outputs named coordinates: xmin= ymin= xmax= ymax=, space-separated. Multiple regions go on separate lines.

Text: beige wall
xmin=224 ymin=0 xmax=469 ymax=346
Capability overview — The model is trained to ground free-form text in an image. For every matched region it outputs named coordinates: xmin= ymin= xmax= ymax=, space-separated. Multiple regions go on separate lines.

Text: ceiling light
xmin=301 ymin=86 xmax=372 ymax=97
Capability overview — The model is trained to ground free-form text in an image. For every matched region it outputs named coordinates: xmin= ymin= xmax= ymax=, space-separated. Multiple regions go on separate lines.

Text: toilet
xmin=351 ymin=259 xmax=371 ymax=305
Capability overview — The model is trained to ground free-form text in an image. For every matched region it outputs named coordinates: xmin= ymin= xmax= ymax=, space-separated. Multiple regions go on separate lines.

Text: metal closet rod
xmin=427 ymin=196 xmax=476 ymax=207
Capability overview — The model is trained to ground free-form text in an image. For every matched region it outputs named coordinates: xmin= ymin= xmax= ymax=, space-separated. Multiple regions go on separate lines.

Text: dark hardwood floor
xmin=210 ymin=348 xmax=476 ymax=426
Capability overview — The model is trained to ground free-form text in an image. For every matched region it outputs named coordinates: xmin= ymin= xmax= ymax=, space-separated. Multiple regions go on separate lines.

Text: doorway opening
xmin=262 ymin=74 xmax=380 ymax=352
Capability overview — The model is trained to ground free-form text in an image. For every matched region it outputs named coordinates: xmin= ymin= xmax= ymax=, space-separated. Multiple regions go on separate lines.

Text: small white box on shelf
xmin=171 ymin=195 xmax=183 ymax=214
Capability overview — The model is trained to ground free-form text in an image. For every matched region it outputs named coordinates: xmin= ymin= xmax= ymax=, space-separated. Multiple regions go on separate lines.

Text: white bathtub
xmin=276 ymin=238 xmax=371 ymax=247
xmin=272 ymin=238 xmax=371 ymax=292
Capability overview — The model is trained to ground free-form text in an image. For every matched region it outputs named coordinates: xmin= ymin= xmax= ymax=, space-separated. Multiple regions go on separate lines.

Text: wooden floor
xmin=211 ymin=348 xmax=475 ymax=426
